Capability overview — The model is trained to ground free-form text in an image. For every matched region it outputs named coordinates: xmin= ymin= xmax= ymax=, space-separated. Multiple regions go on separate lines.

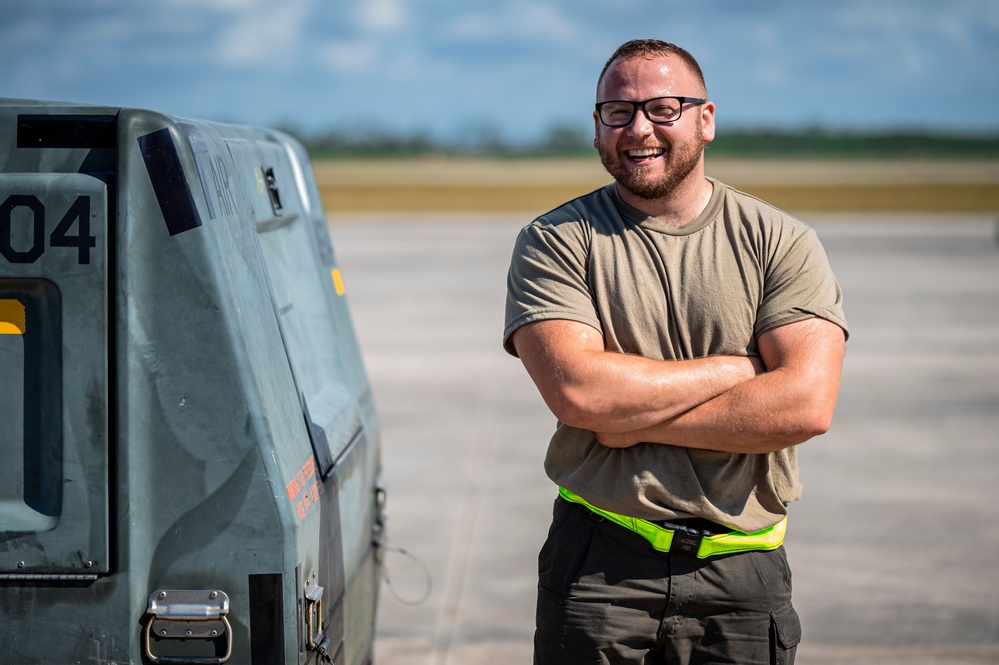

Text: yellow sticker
xmin=0 ymin=299 xmax=26 ymax=335
xmin=331 ymin=268 xmax=345 ymax=296
xmin=255 ymin=168 xmax=267 ymax=196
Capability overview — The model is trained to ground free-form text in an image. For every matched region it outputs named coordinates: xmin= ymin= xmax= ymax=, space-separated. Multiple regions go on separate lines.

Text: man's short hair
xmin=598 ymin=39 xmax=707 ymax=96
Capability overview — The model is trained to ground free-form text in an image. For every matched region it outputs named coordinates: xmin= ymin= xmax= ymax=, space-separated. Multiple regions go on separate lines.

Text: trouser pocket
xmin=537 ymin=497 xmax=599 ymax=597
xmin=770 ymin=606 xmax=801 ymax=665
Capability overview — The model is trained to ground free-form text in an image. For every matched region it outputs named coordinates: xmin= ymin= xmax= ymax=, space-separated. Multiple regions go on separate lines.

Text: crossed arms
xmin=510 ymin=316 xmax=846 ymax=454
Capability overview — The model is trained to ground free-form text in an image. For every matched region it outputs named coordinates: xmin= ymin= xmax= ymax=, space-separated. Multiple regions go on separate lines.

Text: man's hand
xmin=593 ymin=430 xmax=641 ymax=448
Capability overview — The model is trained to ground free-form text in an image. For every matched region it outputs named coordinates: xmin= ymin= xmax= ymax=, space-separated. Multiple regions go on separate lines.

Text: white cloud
xmin=923 ymin=0 xmax=999 ymax=57
xmin=3 ymin=0 xmax=997 ymax=134
xmin=742 ymin=22 xmax=791 ymax=86
xmin=318 ymin=40 xmax=382 ymax=75
xmin=356 ymin=0 xmax=406 ymax=34
xmin=822 ymin=0 xmax=998 ymax=78
xmin=444 ymin=13 xmax=495 ymax=40
xmin=443 ymin=0 xmax=581 ymax=43
xmin=150 ymin=0 xmax=267 ymax=11
xmin=214 ymin=0 xmax=312 ymax=67
xmin=310 ymin=0 xmax=411 ymax=75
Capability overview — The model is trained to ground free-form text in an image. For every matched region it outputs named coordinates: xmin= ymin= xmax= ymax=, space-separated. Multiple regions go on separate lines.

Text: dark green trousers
xmin=535 ymin=497 xmax=801 ymax=665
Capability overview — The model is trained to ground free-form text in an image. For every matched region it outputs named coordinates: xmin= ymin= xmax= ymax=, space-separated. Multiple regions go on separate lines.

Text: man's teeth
xmin=627 ymin=148 xmax=664 ymax=159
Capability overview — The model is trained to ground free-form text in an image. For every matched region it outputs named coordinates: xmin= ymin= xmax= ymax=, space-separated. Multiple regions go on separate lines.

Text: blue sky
xmin=2 ymin=0 xmax=998 ymax=143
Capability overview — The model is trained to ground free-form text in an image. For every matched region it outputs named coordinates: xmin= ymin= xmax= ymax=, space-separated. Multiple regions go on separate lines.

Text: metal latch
xmin=143 ymin=589 xmax=232 ymax=664
xmin=303 ymin=570 xmax=325 ymax=652
xmin=373 ymin=481 xmax=388 ymax=551
xmin=263 ymin=166 xmax=283 ymax=215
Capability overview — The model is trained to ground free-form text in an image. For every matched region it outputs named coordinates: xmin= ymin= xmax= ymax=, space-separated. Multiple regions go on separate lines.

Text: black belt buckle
xmin=666 ymin=523 xmax=704 ymax=557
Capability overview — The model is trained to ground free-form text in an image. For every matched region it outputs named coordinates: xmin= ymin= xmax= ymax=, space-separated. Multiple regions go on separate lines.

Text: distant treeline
xmin=281 ymin=123 xmax=999 ymax=159
xmin=710 ymin=129 xmax=999 ymax=158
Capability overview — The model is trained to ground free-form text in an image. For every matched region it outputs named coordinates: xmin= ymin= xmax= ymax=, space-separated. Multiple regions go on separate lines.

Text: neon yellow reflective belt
xmin=558 ymin=487 xmax=786 ymax=559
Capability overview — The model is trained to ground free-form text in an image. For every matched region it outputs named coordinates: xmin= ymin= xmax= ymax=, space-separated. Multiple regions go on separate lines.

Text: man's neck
xmin=617 ymin=170 xmax=714 ymax=228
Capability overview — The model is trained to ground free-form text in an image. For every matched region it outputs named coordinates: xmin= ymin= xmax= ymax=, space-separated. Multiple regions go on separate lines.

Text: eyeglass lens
xmin=599 ymin=98 xmax=685 ymax=126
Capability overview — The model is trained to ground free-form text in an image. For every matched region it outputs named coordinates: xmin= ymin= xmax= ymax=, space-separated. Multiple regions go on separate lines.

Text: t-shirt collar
xmin=609 ymin=177 xmax=724 ymax=236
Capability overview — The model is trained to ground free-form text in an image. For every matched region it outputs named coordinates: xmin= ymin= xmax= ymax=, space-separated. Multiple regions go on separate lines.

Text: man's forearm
xmin=597 ymin=369 xmax=829 ymax=453
xmin=596 ymin=317 xmax=846 ymax=453
xmin=512 ymin=319 xmax=762 ymax=433
xmin=555 ymin=350 xmax=763 ymax=433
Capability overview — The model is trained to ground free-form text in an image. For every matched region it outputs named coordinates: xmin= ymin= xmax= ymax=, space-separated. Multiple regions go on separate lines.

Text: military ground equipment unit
xmin=0 ymin=98 xmax=384 ymax=664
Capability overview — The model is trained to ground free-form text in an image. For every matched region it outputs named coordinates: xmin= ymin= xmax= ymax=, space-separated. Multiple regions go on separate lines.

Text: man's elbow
xmin=786 ymin=400 xmax=836 ymax=444
xmin=811 ymin=407 xmax=836 ymax=436
xmin=545 ymin=386 xmax=612 ymax=431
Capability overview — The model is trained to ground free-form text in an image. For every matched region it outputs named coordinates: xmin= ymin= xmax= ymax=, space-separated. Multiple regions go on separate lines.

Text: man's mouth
xmin=625 ymin=147 xmax=665 ymax=162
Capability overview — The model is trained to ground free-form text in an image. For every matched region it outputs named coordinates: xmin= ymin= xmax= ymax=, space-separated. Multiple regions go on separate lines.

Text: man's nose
xmin=625 ymin=107 xmax=656 ymax=135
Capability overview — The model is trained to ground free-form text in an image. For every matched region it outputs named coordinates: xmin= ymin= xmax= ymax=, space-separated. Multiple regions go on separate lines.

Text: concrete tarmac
xmin=328 ymin=212 xmax=999 ymax=665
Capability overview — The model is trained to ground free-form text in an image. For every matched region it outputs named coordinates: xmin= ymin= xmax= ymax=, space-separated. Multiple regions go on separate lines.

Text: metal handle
xmin=143 ymin=615 xmax=232 ymax=664
xmin=143 ymin=591 xmax=232 ymax=664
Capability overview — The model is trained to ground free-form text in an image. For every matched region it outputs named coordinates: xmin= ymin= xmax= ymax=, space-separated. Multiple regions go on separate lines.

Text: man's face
xmin=593 ymin=54 xmax=715 ymax=201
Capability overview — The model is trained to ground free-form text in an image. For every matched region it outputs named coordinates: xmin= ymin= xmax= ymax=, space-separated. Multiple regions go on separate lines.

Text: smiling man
xmin=504 ymin=39 xmax=849 ymax=664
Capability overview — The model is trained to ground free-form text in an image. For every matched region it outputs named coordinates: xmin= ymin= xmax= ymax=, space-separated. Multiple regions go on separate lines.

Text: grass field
xmin=313 ymin=157 xmax=999 ymax=213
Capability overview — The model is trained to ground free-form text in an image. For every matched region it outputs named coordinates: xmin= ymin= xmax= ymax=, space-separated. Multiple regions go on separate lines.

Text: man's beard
xmin=597 ymin=131 xmax=705 ymax=201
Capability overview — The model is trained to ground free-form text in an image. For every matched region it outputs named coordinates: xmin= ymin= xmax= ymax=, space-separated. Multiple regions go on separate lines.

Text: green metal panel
xmin=0 ymin=173 xmax=110 ymax=575
xmin=0 ymin=99 xmax=383 ymax=665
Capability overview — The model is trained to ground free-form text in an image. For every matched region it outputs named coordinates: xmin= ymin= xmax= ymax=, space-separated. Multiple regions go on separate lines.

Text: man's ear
xmin=700 ymin=101 xmax=716 ymax=143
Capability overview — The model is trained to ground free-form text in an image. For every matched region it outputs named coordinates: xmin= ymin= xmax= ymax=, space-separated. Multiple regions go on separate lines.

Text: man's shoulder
xmin=710 ymin=178 xmax=812 ymax=233
xmin=531 ymin=183 xmax=618 ymax=230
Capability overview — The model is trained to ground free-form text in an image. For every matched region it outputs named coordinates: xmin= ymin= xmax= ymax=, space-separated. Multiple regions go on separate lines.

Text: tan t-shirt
xmin=504 ymin=179 xmax=848 ymax=532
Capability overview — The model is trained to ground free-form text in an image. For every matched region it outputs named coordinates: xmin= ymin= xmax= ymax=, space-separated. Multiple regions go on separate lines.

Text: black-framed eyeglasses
xmin=595 ymin=96 xmax=707 ymax=127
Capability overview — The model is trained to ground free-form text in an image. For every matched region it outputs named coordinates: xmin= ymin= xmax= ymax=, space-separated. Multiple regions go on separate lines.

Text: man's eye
xmin=647 ymin=102 xmax=678 ymax=118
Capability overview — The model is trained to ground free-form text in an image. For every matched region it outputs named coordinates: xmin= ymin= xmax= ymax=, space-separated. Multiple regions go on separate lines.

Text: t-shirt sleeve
xmin=503 ymin=220 xmax=601 ymax=356
xmin=755 ymin=224 xmax=849 ymax=339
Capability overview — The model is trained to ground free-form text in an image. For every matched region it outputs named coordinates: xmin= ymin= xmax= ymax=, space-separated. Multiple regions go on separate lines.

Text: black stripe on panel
xmin=136 ymin=128 xmax=202 ymax=236
xmin=17 ymin=114 xmax=117 ymax=149
xmin=248 ymin=572 xmax=285 ymax=665
xmin=319 ymin=465 xmax=346 ymax=659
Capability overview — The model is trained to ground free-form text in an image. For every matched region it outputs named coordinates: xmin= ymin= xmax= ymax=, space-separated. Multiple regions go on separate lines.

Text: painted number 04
xmin=0 ymin=194 xmax=97 ymax=265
